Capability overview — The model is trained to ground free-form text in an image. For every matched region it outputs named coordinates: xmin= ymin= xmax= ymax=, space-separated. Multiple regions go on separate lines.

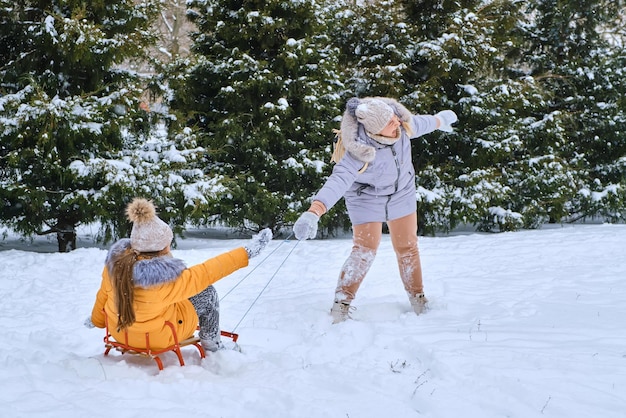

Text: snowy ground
xmin=1 ymin=224 xmax=625 ymax=418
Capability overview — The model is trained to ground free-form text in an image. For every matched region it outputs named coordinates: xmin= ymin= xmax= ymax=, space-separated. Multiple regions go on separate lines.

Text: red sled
xmin=102 ymin=312 xmax=238 ymax=371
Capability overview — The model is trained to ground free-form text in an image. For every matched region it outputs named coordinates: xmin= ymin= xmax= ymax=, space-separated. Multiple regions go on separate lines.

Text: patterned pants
xmin=189 ymin=285 xmax=220 ymax=343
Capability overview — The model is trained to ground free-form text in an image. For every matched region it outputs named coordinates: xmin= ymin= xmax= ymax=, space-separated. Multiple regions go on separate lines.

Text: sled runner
xmin=102 ymin=312 xmax=239 ymax=371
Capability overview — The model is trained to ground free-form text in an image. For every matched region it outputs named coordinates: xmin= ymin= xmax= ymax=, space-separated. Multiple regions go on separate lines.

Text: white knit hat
xmin=126 ymin=198 xmax=173 ymax=252
xmin=353 ymin=98 xmax=395 ymax=135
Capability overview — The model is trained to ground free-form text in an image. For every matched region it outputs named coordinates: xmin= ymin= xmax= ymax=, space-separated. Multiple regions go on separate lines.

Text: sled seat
xmin=102 ymin=312 xmax=240 ymax=371
xmin=102 ymin=313 xmax=209 ymax=371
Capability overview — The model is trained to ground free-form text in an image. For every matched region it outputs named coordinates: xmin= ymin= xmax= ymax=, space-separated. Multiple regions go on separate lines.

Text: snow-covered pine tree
xmin=170 ymin=0 xmax=343 ymax=234
xmin=0 ymin=0 xmax=167 ymax=251
xmin=326 ymin=0 xmax=415 ymax=98
xmin=396 ymin=0 xmax=626 ymax=232
xmin=397 ymin=0 xmax=535 ymax=232
xmin=305 ymin=0 xmax=420 ymax=232
xmin=450 ymin=0 xmax=626 ymax=231
xmin=516 ymin=0 xmax=626 ymax=224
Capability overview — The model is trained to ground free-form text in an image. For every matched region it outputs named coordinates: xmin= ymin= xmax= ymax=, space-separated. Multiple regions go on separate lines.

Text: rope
xmin=229 ymin=234 xmax=299 ymax=333
xmin=219 ymin=232 xmax=293 ymax=302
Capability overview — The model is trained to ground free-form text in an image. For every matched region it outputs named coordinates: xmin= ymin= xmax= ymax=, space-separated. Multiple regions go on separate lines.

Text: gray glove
xmin=84 ymin=316 xmax=95 ymax=329
xmin=244 ymin=228 xmax=273 ymax=258
xmin=293 ymin=211 xmax=319 ymax=240
xmin=435 ymin=110 xmax=458 ymax=132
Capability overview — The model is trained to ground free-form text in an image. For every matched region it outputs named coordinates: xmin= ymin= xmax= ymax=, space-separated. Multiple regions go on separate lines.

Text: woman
xmin=293 ymin=97 xmax=457 ymax=323
xmin=86 ymin=198 xmax=272 ymax=351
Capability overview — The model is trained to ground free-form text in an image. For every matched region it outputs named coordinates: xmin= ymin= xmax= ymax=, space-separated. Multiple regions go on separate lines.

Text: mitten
xmin=435 ymin=110 xmax=458 ymax=132
xmin=293 ymin=211 xmax=319 ymax=240
xmin=84 ymin=316 xmax=95 ymax=329
xmin=244 ymin=228 xmax=273 ymax=258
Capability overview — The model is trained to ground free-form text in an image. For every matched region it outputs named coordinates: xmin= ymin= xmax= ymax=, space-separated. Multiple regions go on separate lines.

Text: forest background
xmin=1 ymin=0 xmax=626 ymax=252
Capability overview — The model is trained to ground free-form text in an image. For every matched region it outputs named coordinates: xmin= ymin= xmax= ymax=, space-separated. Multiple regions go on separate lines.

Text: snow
xmin=460 ymin=83 xmax=478 ymax=95
xmin=417 ymin=185 xmax=443 ymax=203
xmin=1 ymin=224 xmax=625 ymax=417
xmin=44 ymin=15 xmax=58 ymax=42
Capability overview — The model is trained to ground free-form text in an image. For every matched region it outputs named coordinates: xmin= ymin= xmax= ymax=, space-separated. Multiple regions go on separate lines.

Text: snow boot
xmin=330 ymin=300 xmax=354 ymax=324
xmin=409 ymin=293 xmax=429 ymax=315
xmin=200 ymin=338 xmax=225 ymax=352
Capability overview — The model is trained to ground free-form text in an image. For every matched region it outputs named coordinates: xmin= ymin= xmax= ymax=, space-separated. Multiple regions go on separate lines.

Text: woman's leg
xmin=334 ymin=222 xmax=382 ymax=303
xmin=387 ymin=212 xmax=428 ymax=313
xmin=189 ymin=285 xmax=222 ymax=351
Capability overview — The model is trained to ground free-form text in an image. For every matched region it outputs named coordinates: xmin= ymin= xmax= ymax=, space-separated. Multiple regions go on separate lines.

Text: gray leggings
xmin=189 ymin=285 xmax=220 ymax=342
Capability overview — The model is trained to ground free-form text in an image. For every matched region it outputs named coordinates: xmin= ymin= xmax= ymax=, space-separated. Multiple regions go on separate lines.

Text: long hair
xmin=110 ymin=248 xmax=139 ymax=332
xmin=110 ymin=247 xmax=170 ymax=332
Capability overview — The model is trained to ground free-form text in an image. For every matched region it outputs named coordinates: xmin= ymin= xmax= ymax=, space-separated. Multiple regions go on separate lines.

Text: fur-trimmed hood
xmin=340 ymin=97 xmax=413 ymax=163
xmin=105 ymin=239 xmax=187 ymax=288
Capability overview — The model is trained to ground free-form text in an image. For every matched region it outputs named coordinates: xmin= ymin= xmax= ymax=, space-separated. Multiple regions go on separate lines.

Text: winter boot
xmin=409 ymin=293 xmax=429 ymax=315
xmin=200 ymin=338 xmax=225 ymax=353
xmin=330 ymin=300 xmax=354 ymax=324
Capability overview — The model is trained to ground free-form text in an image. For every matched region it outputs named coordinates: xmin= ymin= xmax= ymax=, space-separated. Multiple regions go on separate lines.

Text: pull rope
xmin=229 ymin=234 xmax=299 ymax=333
xmin=219 ymin=232 xmax=294 ymax=302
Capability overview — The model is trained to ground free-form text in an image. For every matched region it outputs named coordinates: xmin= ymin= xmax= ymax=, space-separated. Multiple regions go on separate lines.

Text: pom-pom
xmin=346 ymin=97 xmax=360 ymax=117
xmin=126 ymin=198 xmax=156 ymax=223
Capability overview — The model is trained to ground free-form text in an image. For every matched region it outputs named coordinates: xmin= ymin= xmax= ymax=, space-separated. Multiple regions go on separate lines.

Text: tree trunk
xmin=57 ymin=223 xmax=77 ymax=252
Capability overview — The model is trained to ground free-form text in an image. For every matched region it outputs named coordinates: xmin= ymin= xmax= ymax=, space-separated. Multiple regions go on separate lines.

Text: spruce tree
xmin=408 ymin=0 xmax=626 ymax=231
xmin=326 ymin=0 xmax=416 ymax=98
xmin=0 ymin=0 xmax=162 ymax=251
xmin=518 ymin=0 xmax=626 ymax=223
xmin=397 ymin=0 xmax=534 ymax=232
xmin=172 ymin=0 xmax=343 ymax=234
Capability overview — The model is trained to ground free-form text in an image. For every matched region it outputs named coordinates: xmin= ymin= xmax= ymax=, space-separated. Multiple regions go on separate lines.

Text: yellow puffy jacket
xmin=90 ymin=239 xmax=248 ymax=349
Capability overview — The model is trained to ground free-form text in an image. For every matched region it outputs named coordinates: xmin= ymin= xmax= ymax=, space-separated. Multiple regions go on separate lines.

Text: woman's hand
xmin=435 ymin=110 xmax=458 ymax=132
xmin=293 ymin=212 xmax=319 ymax=240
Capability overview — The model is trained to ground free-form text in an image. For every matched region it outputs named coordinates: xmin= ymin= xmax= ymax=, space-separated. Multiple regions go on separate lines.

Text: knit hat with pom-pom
xmin=126 ymin=198 xmax=173 ymax=252
xmin=347 ymin=97 xmax=395 ymax=135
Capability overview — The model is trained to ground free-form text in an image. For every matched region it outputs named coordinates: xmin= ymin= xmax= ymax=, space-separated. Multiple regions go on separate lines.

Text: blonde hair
xmin=402 ymin=120 xmax=413 ymax=136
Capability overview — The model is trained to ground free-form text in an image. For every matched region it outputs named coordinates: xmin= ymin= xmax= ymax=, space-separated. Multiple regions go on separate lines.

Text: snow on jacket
xmin=90 ymin=238 xmax=249 ymax=349
xmin=313 ymin=100 xmax=439 ymax=225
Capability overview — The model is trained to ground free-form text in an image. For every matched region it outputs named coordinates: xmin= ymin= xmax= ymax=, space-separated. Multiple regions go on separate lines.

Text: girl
xmin=293 ymin=97 xmax=457 ymax=323
xmin=87 ymin=198 xmax=272 ymax=350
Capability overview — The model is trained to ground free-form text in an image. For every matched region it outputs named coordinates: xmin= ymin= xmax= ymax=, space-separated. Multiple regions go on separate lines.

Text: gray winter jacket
xmin=313 ymin=98 xmax=439 ymax=225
